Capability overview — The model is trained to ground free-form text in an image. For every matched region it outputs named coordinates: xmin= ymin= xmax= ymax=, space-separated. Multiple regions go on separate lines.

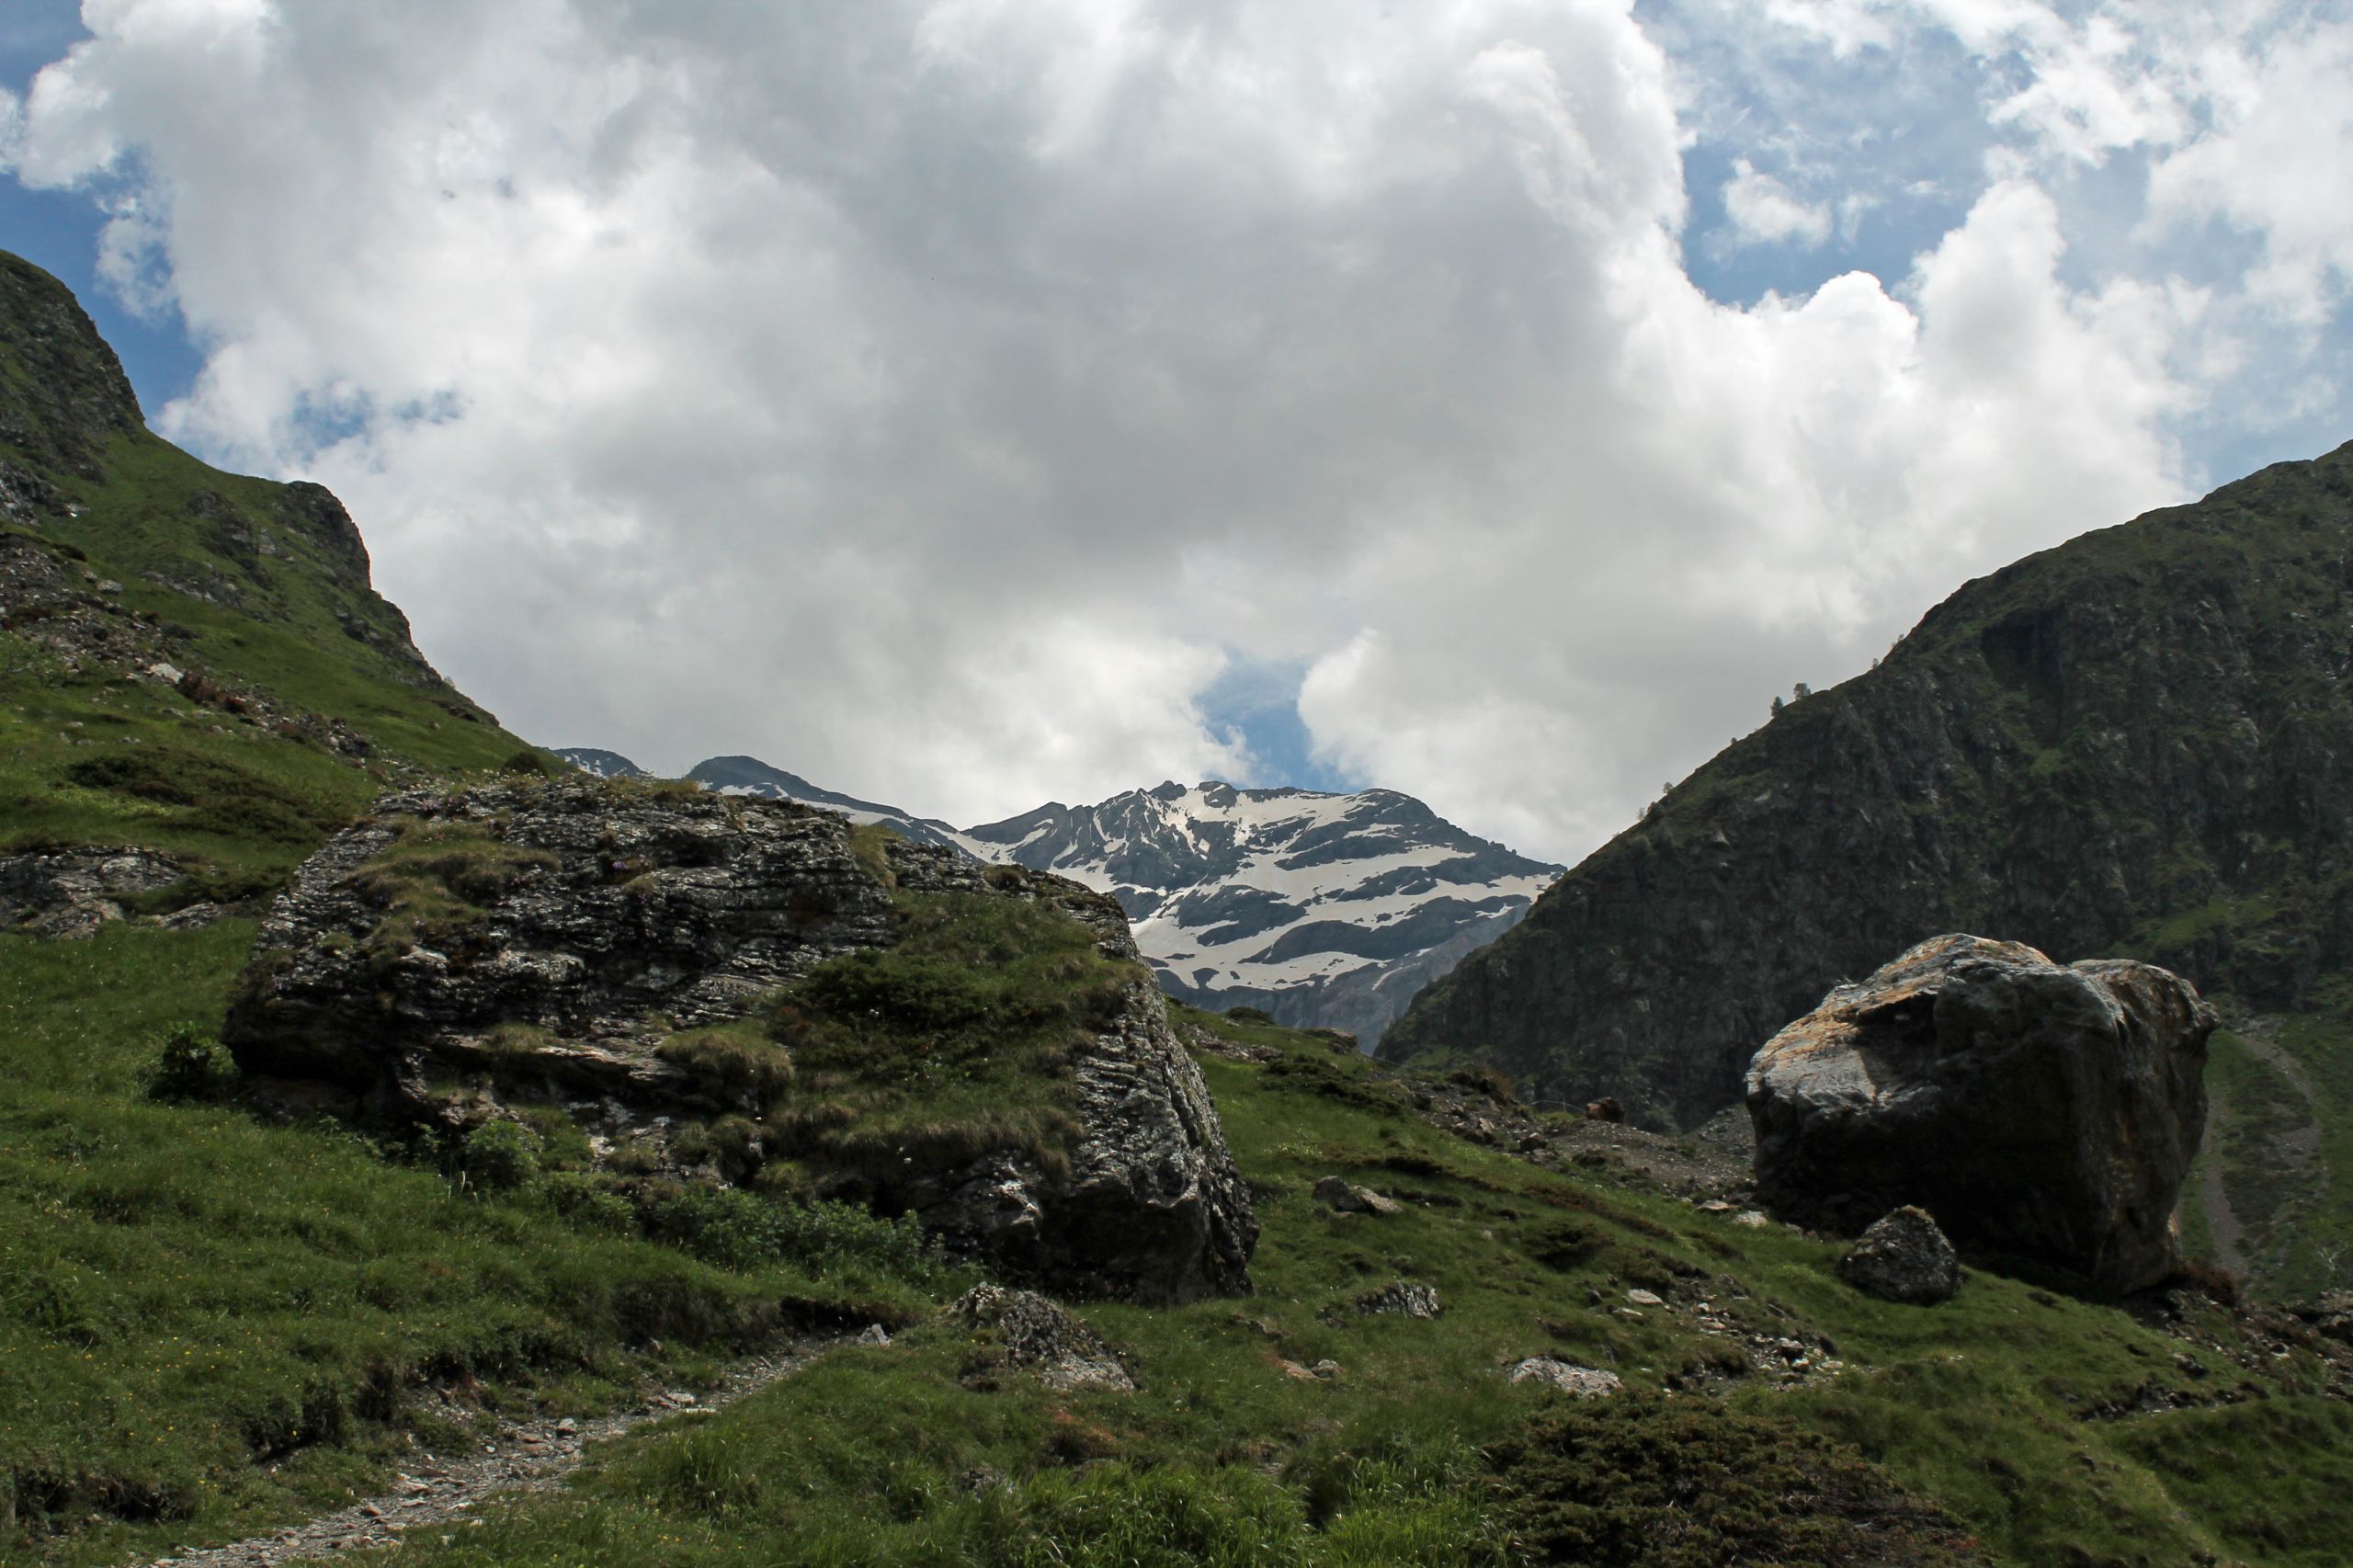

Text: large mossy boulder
xmin=223 ymin=778 xmax=1256 ymax=1301
xmin=1746 ymin=934 xmax=2215 ymax=1292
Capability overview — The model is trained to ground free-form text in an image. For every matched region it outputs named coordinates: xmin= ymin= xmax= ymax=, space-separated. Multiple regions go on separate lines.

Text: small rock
xmin=1309 ymin=1359 xmax=1341 ymax=1380
xmin=1626 ymin=1288 xmax=1665 ymax=1307
xmin=1313 ymin=1175 xmax=1403 ymax=1216
xmin=1697 ymin=1199 xmax=1733 ymax=1213
xmin=555 ymin=1417 xmax=578 ymax=1435
xmin=857 ymin=1323 xmax=892 ymax=1346
xmin=1507 ymin=1358 xmax=1623 ymax=1396
xmin=1732 ymin=1210 xmax=1770 ymax=1228
xmin=1356 ymin=1280 xmax=1444 ymax=1319
xmin=1837 ymin=1206 xmax=1961 ymax=1305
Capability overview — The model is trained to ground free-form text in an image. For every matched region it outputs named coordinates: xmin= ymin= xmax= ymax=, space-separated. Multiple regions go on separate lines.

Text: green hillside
xmin=4 ymin=253 xmax=2351 ymax=1568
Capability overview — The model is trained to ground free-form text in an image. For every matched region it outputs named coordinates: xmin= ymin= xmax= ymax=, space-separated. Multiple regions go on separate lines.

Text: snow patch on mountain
xmin=965 ymin=781 xmax=1562 ymax=1047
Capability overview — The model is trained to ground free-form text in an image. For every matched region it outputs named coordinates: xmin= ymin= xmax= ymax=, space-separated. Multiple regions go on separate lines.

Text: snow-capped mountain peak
xmin=966 ymin=780 xmax=1562 ymax=1045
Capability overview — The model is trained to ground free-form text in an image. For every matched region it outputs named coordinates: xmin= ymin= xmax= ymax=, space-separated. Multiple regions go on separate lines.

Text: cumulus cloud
xmin=4 ymin=0 xmax=2340 ymax=864
xmin=1722 ymin=158 xmax=1834 ymax=247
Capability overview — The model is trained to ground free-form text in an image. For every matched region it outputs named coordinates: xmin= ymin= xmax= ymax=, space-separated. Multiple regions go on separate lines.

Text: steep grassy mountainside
xmin=0 ymin=251 xmax=538 ymax=913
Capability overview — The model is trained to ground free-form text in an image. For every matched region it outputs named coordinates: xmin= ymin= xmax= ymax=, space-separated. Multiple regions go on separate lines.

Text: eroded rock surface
xmin=952 ymin=1285 xmax=1135 ymax=1392
xmin=1748 ymin=934 xmax=2216 ymax=1291
xmin=1506 ymin=1358 xmax=1622 ymax=1396
xmin=0 ymin=846 xmax=180 ymax=937
xmin=224 ymin=778 xmax=1256 ymax=1301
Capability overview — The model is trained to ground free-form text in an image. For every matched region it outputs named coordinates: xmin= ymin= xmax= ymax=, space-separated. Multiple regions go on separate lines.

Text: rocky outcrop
xmin=1357 ymin=1280 xmax=1444 ymax=1318
xmin=1382 ymin=441 xmax=2353 ymax=1130
xmin=1839 ymin=1208 xmax=1961 ymax=1305
xmin=951 ymin=1285 xmax=1136 ymax=1392
xmin=1748 ymin=935 xmax=2216 ymax=1292
xmin=0 ymin=846 xmax=181 ymax=937
xmin=1507 ymin=1358 xmax=1622 ymax=1395
xmin=223 ymin=778 xmax=1257 ymax=1301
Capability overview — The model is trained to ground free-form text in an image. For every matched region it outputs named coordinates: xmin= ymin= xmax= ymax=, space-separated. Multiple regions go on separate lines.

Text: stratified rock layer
xmin=1747 ymin=935 xmax=2215 ymax=1291
xmin=223 ymin=778 xmax=1256 ymax=1301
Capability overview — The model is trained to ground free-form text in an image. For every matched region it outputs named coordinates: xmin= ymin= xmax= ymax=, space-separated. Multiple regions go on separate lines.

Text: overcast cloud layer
xmin=5 ymin=0 xmax=2349 ymax=861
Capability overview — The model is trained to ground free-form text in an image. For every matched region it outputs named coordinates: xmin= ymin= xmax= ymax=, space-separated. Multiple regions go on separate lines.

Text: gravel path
xmin=141 ymin=1333 xmax=857 ymax=1568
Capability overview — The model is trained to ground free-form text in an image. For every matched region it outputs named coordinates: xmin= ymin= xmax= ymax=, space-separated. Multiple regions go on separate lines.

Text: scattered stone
xmin=856 ymin=1323 xmax=892 ymax=1346
xmin=1507 ymin=1358 xmax=1623 ymax=1396
xmin=1838 ymin=1207 xmax=1961 ymax=1305
xmin=1697 ymin=1199 xmax=1733 ymax=1213
xmin=1747 ymin=934 xmax=2216 ymax=1291
xmin=1356 ymin=1280 xmax=1444 ymax=1319
xmin=1733 ymin=1210 xmax=1770 ymax=1228
xmin=953 ymin=1285 xmax=1136 ymax=1392
xmin=1313 ymin=1175 xmax=1402 ymax=1216
xmin=1626 ymin=1288 xmax=1665 ymax=1307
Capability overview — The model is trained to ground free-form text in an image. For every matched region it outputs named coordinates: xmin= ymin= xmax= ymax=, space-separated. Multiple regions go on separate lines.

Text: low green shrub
xmin=461 ymin=1119 xmax=543 ymax=1193
xmin=142 ymin=1020 xmax=238 ymax=1101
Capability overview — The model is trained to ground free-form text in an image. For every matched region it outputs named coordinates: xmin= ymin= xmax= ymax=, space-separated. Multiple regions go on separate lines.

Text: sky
xmin=3 ymin=0 xmax=2349 ymax=864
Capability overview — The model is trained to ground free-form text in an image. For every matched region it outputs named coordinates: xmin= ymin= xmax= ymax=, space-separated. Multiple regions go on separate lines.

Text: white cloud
xmin=4 ymin=0 xmax=2334 ymax=867
xmin=1722 ymin=157 xmax=1833 ymax=246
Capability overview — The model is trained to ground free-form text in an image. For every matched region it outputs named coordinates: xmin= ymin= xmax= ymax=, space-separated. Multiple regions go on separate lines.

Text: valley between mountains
xmin=6 ymin=245 xmax=2353 ymax=1568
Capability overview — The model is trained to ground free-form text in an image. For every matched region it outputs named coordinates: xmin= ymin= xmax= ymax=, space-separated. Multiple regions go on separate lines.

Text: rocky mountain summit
xmin=1749 ymin=934 xmax=2217 ymax=1292
xmin=223 ymin=776 xmax=1257 ymax=1301
xmin=1384 ymin=441 xmax=2353 ymax=1137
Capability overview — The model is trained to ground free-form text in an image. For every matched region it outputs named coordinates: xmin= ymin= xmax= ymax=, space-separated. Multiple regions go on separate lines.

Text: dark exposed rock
xmin=1838 ymin=1207 xmax=1962 ymax=1305
xmin=951 ymin=1284 xmax=1136 ymax=1392
xmin=222 ymin=778 xmax=1256 ymax=1301
xmin=1748 ymin=935 xmax=2216 ymax=1291
xmin=0 ymin=253 xmax=142 ymax=479
xmin=1381 ymin=441 xmax=2353 ymax=1131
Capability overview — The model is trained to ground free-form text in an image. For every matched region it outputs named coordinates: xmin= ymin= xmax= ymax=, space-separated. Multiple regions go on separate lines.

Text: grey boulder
xmin=1747 ymin=934 xmax=2215 ymax=1292
xmin=1839 ymin=1206 xmax=1961 ymax=1305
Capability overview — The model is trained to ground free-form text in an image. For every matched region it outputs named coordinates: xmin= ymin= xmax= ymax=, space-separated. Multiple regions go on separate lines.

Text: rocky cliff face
xmin=1382 ymin=441 xmax=2353 ymax=1130
xmin=224 ymin=778 xmax=1258 ymax=1301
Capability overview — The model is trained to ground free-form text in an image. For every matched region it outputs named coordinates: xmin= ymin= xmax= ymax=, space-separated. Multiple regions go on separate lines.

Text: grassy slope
xmin=234 ymin=1013 xmax=2352 ymax=1568
xmin=0 ymin=257 xmax=953 ymax=1560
